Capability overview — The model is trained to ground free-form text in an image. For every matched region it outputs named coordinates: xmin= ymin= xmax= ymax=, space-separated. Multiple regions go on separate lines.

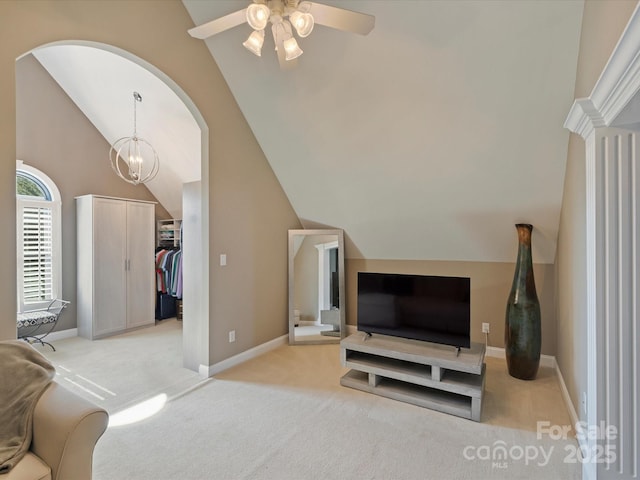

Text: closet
xmin=155 ymin=218 xmax=182 ymax=320
xmin=76 ymin=195 xmax=156 ymax=339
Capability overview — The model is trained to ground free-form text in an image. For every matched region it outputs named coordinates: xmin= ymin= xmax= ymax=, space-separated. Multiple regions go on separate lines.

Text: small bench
xmin=17 ymin=299 xmax=69 ymax=351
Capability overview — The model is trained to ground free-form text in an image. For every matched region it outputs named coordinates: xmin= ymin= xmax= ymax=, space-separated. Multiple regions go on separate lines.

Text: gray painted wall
xmin=16 ymin=53 xmax=170 ymax=332
xmin=347 ymin=257 xmax=556 ymax=355
xmin=1 ymin=1 xmax=302 ymax=368
xmin=556 ymin=0 xmax=638 ymax=417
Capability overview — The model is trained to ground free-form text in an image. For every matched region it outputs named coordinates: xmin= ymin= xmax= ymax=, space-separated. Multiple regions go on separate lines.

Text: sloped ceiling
xmin=183 ymin=0 xmax=584 ymax=264
xmin=29 ymin=1 xmax=585 ymax=264
xmin=32 ymin=45 xmax=201 ymax=219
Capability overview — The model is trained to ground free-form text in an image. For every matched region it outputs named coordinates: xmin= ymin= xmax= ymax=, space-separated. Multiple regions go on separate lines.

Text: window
xmin=16 ymin=162 xmax=61 ymax=312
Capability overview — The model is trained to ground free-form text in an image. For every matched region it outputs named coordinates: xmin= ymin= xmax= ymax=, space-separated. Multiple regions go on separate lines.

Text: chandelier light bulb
xmin=128 ymin=144 xmax=143 ymax=179
xmin=246 ymin=3 xmax=270 ymax=30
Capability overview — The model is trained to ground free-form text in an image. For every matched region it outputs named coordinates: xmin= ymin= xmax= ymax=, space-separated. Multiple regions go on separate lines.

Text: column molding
xmin=563 ymin=4 xmax=640 ymax=480
xmin=565 ymin=6 xmax=640 ymax=139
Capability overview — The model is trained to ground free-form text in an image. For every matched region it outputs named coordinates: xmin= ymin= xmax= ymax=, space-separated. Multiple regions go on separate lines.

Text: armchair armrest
xmin=31 ymin=382 xmax=108 ymax=480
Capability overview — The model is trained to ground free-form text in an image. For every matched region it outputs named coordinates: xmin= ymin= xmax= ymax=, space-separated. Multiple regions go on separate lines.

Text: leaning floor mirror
xmin=288 ymin=229 xmax=346 ymax=345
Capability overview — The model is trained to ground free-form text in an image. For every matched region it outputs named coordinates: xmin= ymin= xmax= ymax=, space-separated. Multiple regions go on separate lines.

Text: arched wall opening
xmin=15 ymin=40 xmax=210 ymax=372
xmin=1 ymin=0 xmax=300 ymax=376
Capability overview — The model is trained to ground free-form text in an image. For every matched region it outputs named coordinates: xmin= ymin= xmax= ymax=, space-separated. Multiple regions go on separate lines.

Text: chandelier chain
xmin=133 ymin=92 xmax=142 ymax=138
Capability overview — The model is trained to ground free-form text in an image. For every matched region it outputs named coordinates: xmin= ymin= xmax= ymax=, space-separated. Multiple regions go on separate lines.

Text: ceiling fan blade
xmin=308 ymin=3 xmax=375 ymax=35
xmin=188 ymin=8 xmax=248 ymax=40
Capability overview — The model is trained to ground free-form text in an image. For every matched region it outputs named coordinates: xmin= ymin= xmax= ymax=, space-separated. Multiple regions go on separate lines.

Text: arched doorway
xmin=16 ymin=41 xmax=209 ymax=382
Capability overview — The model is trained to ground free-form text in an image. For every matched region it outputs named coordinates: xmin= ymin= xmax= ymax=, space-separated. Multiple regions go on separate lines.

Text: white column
xmin=564 ymin=9 xmax=640 ymax=476
xmin=593 ymin=128 xmax=639 ymax=479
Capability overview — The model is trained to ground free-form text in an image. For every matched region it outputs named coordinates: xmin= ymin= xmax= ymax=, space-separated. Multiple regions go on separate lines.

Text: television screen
xmin=357 ymin=272 xmax=471 ymax=348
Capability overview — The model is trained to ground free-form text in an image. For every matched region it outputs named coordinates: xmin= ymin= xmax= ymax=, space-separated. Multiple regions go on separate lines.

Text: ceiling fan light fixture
xmin=290 ymin=10 xmax=314 ymax=38
xmin=271 ymin=17 xmax=288 ymax=50
xmin=243 ymin=29 xmax=265 ymax=56
xmin=283 ymin=37 xmax=303 ymax=60
xmin=188 ymin=0 xmax=375 ymax=68
xmin=246 ymin=3 xmax=270 ymax=30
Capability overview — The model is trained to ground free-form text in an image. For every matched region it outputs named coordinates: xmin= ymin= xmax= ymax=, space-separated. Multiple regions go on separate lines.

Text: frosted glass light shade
xmin=283 ymin=37 xmax=303 ymax=60
xmin=246 ymin=3 xmax=270 ymax=30
xmin=243 ymin=29 xmax=265 ymax=56
xmin=290 ymin=11 xmax=314 ymax=37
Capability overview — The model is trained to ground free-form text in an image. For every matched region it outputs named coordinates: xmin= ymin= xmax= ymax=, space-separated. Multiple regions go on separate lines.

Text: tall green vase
xmin=505 ymin=224 xmax=541 ymax=380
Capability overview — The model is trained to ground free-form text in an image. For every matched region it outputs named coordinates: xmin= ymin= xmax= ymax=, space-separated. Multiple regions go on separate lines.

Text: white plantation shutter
xmin=16 ymin=164 xmax=62 ymax=313
xmin=21 ymin=204 xmax=54 ymax=304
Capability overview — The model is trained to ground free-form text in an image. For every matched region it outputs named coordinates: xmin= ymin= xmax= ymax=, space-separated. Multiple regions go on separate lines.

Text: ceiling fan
xmin=188 ymin=0 xmax=375 ymax=69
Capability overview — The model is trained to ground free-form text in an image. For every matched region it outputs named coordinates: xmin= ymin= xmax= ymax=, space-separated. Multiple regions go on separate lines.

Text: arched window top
xmin=16 ymin=160 xmax=61 ymax=203
xmin=17 ymin=171 xmax=51 ymax=200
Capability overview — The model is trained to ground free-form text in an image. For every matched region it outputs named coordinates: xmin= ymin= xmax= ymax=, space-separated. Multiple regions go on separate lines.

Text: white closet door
xmin=93 ymin=198 xmax=127 ymax=336
xmin=126 ymin=201 xmax=155 ymax=328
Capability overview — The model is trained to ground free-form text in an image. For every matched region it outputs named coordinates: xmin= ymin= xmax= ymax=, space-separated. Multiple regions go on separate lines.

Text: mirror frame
xmin=288 ymin=229 xmax=346 ymax=345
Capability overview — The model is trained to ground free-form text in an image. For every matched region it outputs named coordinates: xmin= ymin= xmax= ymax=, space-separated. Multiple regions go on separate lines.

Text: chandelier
xmin=109 ymin=92 xmax=159 ymax=185
xmin=242 ymin=0 xmax=314 ymax=61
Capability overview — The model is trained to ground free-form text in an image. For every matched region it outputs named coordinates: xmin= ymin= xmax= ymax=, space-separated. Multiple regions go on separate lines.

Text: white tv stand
xmin=340 ymin=333 xmax=486 ymax=421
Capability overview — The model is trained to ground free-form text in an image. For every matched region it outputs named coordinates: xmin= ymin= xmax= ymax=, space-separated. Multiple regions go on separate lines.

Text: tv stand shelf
xmin=340 ymin=333 xmax=486 ymax=421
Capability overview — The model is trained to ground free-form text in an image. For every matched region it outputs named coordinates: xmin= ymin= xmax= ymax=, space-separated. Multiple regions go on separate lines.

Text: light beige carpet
xmin=77 ymin=334 xmax=581 ymax=480
xmin=37 ymin=319 xmax=204 ymax=413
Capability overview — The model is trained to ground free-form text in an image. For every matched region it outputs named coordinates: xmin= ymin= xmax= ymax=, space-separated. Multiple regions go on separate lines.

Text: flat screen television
xmin=357 ymin=272 xmax=471 ymax=349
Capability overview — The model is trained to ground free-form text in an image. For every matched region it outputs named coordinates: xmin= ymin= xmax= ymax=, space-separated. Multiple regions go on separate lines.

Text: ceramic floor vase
xmin=505 ymin=223 xmax=541 ymax=380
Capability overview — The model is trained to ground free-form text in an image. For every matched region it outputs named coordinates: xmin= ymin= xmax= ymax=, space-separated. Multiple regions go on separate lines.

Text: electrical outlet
xmin=229 ymin=330 xmax=235 ymax=343
xmin=482 ymin=323 xmax=490 ymax=334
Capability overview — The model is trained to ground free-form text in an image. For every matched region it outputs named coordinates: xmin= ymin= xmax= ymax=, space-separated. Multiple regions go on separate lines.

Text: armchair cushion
xmin=1 ymin=341 xmax=108 ymax=480
xmin=0 ymin=340 xmax=55 ymax=473
xmin=3 ymin=453 xmax=50 ymax=480
xmin=30 ymin=382 xmax=108 ymax=480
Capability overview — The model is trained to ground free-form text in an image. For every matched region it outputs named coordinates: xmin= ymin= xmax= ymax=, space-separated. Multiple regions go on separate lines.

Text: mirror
xmin=288 ymin=229 xmax=345 ymax=344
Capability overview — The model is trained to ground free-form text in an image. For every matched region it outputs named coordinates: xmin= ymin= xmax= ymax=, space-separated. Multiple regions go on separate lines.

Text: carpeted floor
xmin=39 ymin=319 xmax=204 ymax=413
xmin=39 ymin=322 xmax=581 ymax=479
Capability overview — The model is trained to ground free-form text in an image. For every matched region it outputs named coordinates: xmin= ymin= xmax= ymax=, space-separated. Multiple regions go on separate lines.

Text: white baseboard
xmin=554 ymin=364 xmax=587 ymax=465
xmin=485 ymin=345 xmax=555 ymax=369
xmin=554 ymin=362 xmax=580 ymax=429
xmin=46 ymin=328 xmax=78 ymax=342
xmin=200 ymin=334 xmax=288 ymax=377
xmin=486 ymin=346 xmax=506 ymax=360
xmin=199 ymin=330 xmax=580 ymax=446
xmin=486 ymin=345 xmax=583 ymax=451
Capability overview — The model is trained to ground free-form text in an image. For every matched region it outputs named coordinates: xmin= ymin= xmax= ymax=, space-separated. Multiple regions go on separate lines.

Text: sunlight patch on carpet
xmin=109 ymin=393 xmax=168 ymax=427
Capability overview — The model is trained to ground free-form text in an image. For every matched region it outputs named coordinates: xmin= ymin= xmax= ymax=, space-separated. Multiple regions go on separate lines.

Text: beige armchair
xmin=5 ymin=382 xmax=108 ymax=480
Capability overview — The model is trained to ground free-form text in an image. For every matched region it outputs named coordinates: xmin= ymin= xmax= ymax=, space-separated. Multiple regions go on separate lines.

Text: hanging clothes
xmin=155 ymin=248 xmax=182 ymax=300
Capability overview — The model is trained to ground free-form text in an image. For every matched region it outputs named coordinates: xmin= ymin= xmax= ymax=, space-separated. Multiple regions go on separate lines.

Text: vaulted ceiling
xmin=32 ymin=45 xmax=201 ymax=220
xmin=182 ymin=0 xmax=584 ymax=264
xmin=33 ymin=1 xmax=585 ymax=264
